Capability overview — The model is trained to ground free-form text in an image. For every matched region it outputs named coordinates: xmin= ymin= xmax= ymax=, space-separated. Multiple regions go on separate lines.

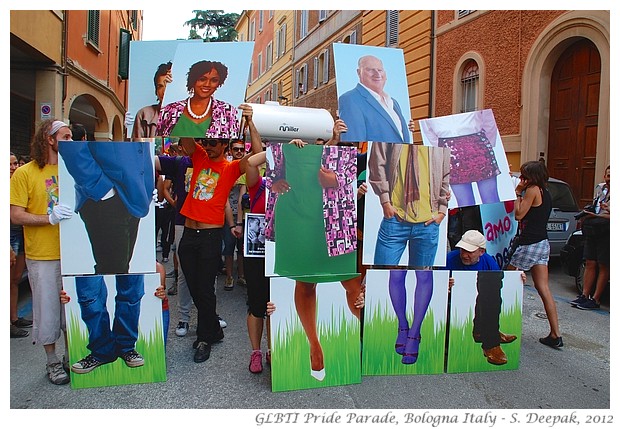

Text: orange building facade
xmin=431 ymin=10 xmax=609 ymax=205
xmin=10 ymin=10 xmax=142 ymax=155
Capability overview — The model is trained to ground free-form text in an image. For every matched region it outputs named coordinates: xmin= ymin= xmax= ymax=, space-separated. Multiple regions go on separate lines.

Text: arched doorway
xmin=68 ymin=94 xmax=108 ymax=141
xmin=547 ymin=39 xmax=601 ymax=207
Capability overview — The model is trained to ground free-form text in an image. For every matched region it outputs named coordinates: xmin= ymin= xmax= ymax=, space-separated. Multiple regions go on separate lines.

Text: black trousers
xmin=155 ymin=205 xmax=175 ymax=258
xmin=178 ymin=227 xmax=224 ymax=344
xmin=79 ymin=195 xmax=140 ymax=275
xmin=472 ymin=271 xmax=503 ymax=350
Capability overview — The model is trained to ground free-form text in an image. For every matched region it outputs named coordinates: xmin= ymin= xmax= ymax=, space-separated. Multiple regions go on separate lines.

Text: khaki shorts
xmin=26 ymin=259 xmax=65 ymax=345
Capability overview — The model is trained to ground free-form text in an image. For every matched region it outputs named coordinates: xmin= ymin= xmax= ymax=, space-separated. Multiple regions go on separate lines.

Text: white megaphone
xmin=245 ymin=102 xmax=334 ymax=143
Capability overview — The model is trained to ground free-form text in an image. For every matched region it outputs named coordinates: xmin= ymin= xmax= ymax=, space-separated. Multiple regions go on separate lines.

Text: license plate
xmin=546 ymin=222 xmax=566 ymax=231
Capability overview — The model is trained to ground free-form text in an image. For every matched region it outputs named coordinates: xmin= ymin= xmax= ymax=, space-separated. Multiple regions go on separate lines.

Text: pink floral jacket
xmin=264 ymin=143 xmax=357 ymax=257
xmin=156 ymin=97 xmax=239 ymax=139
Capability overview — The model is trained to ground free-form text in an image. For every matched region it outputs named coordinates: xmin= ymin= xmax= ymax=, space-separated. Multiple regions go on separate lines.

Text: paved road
xmin=9 ymin=255 xmax=610 ymax=420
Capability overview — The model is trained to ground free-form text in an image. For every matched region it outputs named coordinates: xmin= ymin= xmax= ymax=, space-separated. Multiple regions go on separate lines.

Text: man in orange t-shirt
xmin=175 ymin=104 xmax=262 ymax=363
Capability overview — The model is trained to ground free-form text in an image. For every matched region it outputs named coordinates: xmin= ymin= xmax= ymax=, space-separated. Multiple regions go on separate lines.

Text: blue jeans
xmin=374 ymin=217 xmax=440 ymax=267
xmin=75 ymin=275 xmax=144 ymax=362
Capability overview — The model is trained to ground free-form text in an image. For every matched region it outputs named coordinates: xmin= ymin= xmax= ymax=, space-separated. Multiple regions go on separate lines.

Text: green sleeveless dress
xmin=274 ymin=144 xmax=357 ymax=283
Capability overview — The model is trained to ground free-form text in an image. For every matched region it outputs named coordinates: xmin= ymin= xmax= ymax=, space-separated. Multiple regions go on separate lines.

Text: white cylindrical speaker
xmin=246 ymin=102 xmax=334 ymax=142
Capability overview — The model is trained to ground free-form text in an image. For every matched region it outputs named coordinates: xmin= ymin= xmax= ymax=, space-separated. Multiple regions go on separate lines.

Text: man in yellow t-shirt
xmin=10 ymin=119 xmax=74 ymax=385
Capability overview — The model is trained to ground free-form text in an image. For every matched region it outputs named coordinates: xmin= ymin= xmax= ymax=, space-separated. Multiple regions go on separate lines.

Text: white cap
xmin=456 ymin=230 xmax=486 ymax=252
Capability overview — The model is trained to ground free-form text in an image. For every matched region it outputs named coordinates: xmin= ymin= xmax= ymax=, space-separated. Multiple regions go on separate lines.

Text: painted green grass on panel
xmin=446 ymin=292 xmax=522 ymax=373
xmin=271 ymin=307 xmax=361 ymax=392
xmin=362 ymin=300 xmax=446 ymax=376
xmin=67 ymin=312 xmax=167 ymax=389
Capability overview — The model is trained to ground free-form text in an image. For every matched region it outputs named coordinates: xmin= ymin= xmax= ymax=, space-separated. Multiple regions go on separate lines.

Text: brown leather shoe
xmin=483 ymin=345 xmax=507 ymax=365
xmin=473 ymin=331 xmax=517 ymax=344
xmin=499 ymin=332 xmax=517 ymax=344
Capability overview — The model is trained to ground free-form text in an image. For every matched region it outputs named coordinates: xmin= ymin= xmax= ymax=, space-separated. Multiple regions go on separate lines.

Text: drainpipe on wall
xmin=428 ymin=11 xmax=435 ymax=119
xmin=61 ymin=10 xmax=68 ymax=117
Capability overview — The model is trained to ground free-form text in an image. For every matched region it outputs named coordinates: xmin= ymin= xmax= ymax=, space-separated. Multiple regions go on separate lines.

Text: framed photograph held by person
xmin=244 ymin=213 xmax=266 ymax=257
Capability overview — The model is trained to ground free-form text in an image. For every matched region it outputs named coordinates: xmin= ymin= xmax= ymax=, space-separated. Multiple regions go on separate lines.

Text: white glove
xmin=49 ymin=204 xmax=73 ymax=225
xmin=124 ymin=112 xmax=135 ymax=129
xmin=152 ymin=189 xmax=164 ymax=208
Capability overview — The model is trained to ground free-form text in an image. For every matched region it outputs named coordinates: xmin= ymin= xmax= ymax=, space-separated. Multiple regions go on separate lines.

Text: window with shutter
xmin=313 ymin=57 xmax=319 ymax=89
xmin=118 ymin=29 xmax=131 ymax=79
xmin=131 ymin=10 xmax=138 ymax=30
xmin=87 ymin=10 xmax=100 ymax=47
xmin=323 ymin=49 xmax=329 ymax=83
xmin=272 ymin=82 xmax=278 ymax=100
xmin=300 ymin=11 xmax=308 ymax=38
xmin=266 ymin=42 xmax=273 ymax=70
xmin=458 ymin=10 xmax=475 ymax=19
xmin=386 ymin=10 xmax=399 ymax=46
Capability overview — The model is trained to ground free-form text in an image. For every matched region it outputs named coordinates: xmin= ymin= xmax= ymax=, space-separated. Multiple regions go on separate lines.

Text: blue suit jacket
xmin=59 ymin=141 xmax=154 ymax=218
xmin=338 ymin=83 xmax=411 ymax=143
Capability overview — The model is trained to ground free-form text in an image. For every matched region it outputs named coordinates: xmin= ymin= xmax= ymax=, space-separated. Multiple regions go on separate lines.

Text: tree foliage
xmin=185 ymin=10 xmax=240 ymax=42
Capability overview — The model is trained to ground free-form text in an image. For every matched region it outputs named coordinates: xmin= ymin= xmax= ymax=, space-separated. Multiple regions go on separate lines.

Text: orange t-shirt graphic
xmin=180 ymin=144 xmax=242 ymax=225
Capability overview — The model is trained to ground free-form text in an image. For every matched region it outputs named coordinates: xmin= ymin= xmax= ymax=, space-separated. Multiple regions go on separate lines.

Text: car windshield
xmin=547 ymin=181 xmax=579 ymax=211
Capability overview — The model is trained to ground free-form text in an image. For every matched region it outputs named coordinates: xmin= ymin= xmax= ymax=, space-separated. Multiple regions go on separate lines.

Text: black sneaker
xmin=10 ymin=324 xmax=29 ymax=338
xmin=12 ymin=317 xmax=33 ymax=328
xmin=576 ymin=298 xmax=601 ymax=310
xmin=570 ymin=294 xmax=588 ymax=307
xmin=121 ymin=350 xmax=144 ymax=368
xmin=539 ymin=335 xmax=563 ymax=349
xmin=71 ymin=354 xmax=106 ymax=374
xmin=194 ymin=341 xmax=211 ymax=363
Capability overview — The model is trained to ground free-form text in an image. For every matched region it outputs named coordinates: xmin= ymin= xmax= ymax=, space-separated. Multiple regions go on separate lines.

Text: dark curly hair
xmin=186 ymin=60 xmax=228 ymax=92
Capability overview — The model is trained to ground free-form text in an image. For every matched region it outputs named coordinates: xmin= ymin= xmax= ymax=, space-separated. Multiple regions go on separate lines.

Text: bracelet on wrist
xmin=229 ymin=225 xmax=235 ymax=229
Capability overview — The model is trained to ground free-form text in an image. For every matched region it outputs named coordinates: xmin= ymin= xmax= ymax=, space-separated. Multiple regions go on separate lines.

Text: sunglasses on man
xmin=195 ymin=138 xmax=227 ymax=147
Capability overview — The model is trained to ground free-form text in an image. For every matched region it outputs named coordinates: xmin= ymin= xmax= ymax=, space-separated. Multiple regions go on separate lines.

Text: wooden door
xmin=547 ymin=39 xmax=600 ymax=207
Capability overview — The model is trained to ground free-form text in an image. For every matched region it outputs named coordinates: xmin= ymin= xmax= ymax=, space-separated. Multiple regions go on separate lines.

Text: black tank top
xmin=518 ymin=187 xmax=551 ymax=245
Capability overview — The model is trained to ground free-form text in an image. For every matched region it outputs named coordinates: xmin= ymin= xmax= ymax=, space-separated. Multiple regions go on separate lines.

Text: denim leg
xmin=374 ymin=217 xmax=410 ymax=265
xmin=75 ymin=275 xmax=116 ymax=362
xmin=112 ymin=274 xmax=144 ymax=355
xmin=407 ymin=222 xmax=440 ymax=267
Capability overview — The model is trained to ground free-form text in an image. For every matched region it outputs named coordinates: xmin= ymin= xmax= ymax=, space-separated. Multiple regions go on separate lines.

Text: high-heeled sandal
xmin=395 ymin=327 xmax=409 ymax=355
xmin=401 ymin=336 xmax=421 ymax=364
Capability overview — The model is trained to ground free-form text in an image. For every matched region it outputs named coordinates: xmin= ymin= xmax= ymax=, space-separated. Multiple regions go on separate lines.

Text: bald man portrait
xmin=338 ymin=55 xmax=411 ymax=143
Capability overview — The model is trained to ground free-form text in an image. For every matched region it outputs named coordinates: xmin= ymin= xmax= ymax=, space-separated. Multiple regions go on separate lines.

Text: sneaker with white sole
xmin=121 ymin=349 xmax=144 ymax=368
xmin=175 ymin=321 xmax=189 ymax=337
xmin=71 ymin=354 xmax=107 ymax=374
xmin=46 ymin=362 xmax=70 ymax=385
xmin=224 ymin=276 xmax=234 ymax=291
xmin=218 ymin=316 xmax=227 ymax=328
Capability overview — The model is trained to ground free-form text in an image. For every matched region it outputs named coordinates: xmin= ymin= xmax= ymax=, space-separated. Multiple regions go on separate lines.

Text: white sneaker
xmin=218 ymin=316 xmax=227 ymax=328
xmin=175 ymin=321 xmax=189 ymax=337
